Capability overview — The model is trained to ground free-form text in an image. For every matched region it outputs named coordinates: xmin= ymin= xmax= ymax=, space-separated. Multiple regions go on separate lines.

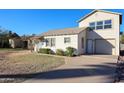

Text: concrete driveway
xmin=24 ymin=55 xmax=118 ymax=83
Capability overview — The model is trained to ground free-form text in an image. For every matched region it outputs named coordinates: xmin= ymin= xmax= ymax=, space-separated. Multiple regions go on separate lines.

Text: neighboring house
xmin=9 ymin=38 xmax=23 ymax=48
xmin=28 ymin=36 xmax=43 ymax=51
xmin=120 ymin=32 xmax=124 ymax=50
xmin=36 ymin=9 xmax=122 ymax=55
xmin=9 ymin=36 xmax=42 ymax=49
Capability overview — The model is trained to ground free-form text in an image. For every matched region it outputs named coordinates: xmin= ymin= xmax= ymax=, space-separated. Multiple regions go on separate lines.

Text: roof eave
xmin=42 ymin=33 xmax=79 ymax=37
xmin=77 ymin=9 xmax=122 ymax=23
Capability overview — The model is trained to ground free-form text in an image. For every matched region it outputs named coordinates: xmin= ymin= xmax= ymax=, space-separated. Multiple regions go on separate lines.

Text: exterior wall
xmin=34 ymin=42 xmax=45 ymax=52
xmin=79 ymin=11 xmax=120 ymax=55
xmin=28 ymin=39 xmax=41 ymax=49
xmin=9 ymin=39 xmax=14 ymax=48
xmin=9 ymin=39 xmax=23 ymax=48
xmin=78 ymin=31 xmax=86 ymax=54
xmin=42 ymin=34 xmax=79 ymax=54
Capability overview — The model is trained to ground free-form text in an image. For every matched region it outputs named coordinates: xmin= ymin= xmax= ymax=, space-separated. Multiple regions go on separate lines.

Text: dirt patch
xmin=7 ymin=50 xmax=31 ymax=57
xmin=0 ymin=51 xmax=65 ymax=83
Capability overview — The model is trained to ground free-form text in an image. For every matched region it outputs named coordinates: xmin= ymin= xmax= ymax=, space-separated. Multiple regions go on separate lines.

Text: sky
xmin=0 ymin=9 xmax=123 ymax=36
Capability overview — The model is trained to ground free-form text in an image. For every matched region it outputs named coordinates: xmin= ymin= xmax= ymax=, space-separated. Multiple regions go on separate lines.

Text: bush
xmin=121 ymin=35 xmax=124 ymax=44
xmin=56 ymin=49 xmax=64 ymax=56
xmin=38 ymin=48 xmax=52 ymax=54
xmin=65 ymin=47 xmax=75 ymax=57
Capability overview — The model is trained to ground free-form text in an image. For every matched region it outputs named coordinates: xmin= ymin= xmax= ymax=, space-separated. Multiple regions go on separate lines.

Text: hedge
xmin=38 ymin=48 xmax=53 ymax=54
xmin=65 ymin=47 xmax=75 ymax=57
xmin=56 ymin=49 xmax=65 ymax=56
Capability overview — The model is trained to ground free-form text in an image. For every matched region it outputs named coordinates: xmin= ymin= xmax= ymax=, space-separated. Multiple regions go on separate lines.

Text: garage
xmin=95 ymin=39 xmax=115 ymax=55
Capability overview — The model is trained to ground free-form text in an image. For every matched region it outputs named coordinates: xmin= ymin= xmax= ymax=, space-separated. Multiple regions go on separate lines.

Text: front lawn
xmin=0 ymin=54 xmax=65 ymax=83
xmin=0 ymin=48 xmax=27 ymax=52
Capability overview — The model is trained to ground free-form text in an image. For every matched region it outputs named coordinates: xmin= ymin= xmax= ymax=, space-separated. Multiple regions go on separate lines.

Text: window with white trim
xmin=89 ymin=22 xmax=95 ymax=30
xmin=51 ymin=38 xmax=55 ymax=47
xmin=46 ymin=38 xmax=51 ymax=47
xmin=96 ymin=21 xmax=103 ymax=30
xmin=104 ymin=20 xmax=112 ymax=29
xmin=89 ymin=19 xmax=112 ymax=30
xmin=46 ymin=38 xmax=56 ymax=47
xmin=64 ymin=37 xmax=71 ymax=44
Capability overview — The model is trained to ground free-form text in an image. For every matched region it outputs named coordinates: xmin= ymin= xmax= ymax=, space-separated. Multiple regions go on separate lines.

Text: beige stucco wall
xmin=78 ymin=31 xmax=86 ymax=54
xmin=43 ymin=34 xmax=79 ymax=54
xmin=78 ymin=11 xmax=120 ymax=55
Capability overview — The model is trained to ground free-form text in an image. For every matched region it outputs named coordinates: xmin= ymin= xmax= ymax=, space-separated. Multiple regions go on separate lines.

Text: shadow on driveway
xmin=0 ymin=62 xmax=116 ymax=81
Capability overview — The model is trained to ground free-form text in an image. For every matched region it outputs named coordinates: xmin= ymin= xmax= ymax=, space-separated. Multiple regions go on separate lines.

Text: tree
xmin=0 ymin=26 xmax=20 ymax=48
xmin=11 ymin=32 xmax=20 ymax=38
xmin=31 ymin=34 xmax=36 ymax=37
xmin=120 ymin=35 xmax=124 ymax=44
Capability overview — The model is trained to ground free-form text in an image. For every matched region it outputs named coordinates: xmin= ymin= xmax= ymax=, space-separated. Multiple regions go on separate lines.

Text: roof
xmin=41 ymin=27 xmax=87 ymax=36
xmin=9 ymin=37 xmax=21 ymax=40
xmin=29 ymin=36 xmax=41 ymax=40
xmin=9 ymin=37 xmax=21 ymax=39
xmin=77 ymin=9 xmax=122 ymax=23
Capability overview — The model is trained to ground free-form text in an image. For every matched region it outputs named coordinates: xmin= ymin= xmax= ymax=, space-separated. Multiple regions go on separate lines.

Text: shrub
xmin=56 ymin=49 xmax=64 ymax=56
xmin=38 ymin=48 xmax=52 ymax=54
xmin=65 ymin=47 xmax=75 ymax=57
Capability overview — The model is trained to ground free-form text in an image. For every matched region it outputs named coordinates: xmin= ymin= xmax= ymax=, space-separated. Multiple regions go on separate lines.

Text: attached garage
xmin=95 ymin=39 xmax=115 ymax=55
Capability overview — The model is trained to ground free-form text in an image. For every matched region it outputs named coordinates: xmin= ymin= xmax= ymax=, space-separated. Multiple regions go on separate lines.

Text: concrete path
xmin=24 ymin=55 xmax=118 ymax=83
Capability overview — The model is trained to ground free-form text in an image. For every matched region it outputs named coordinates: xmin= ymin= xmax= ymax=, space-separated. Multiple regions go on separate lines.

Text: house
xmin=38 ymin=27 xmax=87 ymax=55
xmin=9 ymin=37 xmax=23 ymax=48
xmin=36 ymin=9 xmax=122 ymax=55
xmin=28 ymin=36 xmax=43 ymax=51
xmin=21 ymin=36 xmax=43 ymax=49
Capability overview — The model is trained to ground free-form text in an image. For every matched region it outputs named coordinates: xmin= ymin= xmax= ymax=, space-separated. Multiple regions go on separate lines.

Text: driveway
xmin=24 ymin=55 xmax=118 ymax=83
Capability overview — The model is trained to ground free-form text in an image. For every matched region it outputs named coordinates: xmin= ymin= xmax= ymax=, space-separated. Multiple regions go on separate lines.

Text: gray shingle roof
xmin=41 ymin=27 xmax=87 ymax=36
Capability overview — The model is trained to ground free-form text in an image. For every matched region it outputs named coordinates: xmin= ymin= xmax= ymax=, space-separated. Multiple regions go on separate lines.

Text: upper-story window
xmin=104 ymin=20 xmax=112 ymax=29
xmin=96 ymin=21 xmax=103 ymax=30
xmin=89 ymin=19 xmax=112 ymax=30
xmin=89 ymin=22 xmax=95 ymax=30
xmin=64 ymin=37 xmax=71 ymax=44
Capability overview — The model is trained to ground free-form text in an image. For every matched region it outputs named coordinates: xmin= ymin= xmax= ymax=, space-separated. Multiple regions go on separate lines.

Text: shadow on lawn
xmin=0 ymin=62 xmax=116 ymax=82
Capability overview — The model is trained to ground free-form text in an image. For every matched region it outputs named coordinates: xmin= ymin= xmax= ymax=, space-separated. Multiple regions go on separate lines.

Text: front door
xmin=87 ymin=40 xmax=93 ymax=54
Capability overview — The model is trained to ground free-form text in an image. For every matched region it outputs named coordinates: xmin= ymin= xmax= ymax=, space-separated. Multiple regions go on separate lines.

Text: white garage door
xmin=95 ymin=39 xmax=115 ymax=55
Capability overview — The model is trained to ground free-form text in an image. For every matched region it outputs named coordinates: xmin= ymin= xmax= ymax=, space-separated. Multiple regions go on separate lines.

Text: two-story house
xmin=36 ymin=9 xmax=122 ymax=55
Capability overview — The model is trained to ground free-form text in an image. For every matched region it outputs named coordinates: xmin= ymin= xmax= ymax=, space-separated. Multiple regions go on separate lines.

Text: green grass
xmin=0 ymin=48 xmax=28 ymax=52
xmin=0 ymin=54 xmax=65 ymax=83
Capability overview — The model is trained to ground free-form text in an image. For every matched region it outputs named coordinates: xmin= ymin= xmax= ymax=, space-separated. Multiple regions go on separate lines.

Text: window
xmin=105 ymin=20 xmax=111 ymax=24
xmin=89 ymin=22 xmax=95 ymax=30
xmin=89 ymin=19 xmax=112 ymax=30
xmin=51 ymin=38 xmax=55 ymax=47
xmin=104 ymin=20 xmax=112 ymax=29
xmin=82 ymin=38 xmax=84 ymax=48
xmin=64 ymin=37 xmax=71 ymax=43
xmin=96 ymin=21 xmax=103 ymax=30
xmin=46 ymin=38 xmax=56 ymax=47
xmin=46 ymin=38 xmax=51 ymax=46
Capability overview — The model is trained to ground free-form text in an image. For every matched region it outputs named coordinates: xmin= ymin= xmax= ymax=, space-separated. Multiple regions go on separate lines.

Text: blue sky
xmin=0 ymin=9 xmax=123 ymax=36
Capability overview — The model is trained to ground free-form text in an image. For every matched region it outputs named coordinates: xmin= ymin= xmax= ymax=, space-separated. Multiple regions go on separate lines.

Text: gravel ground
xmin=0 ymin=51 xmax=65 ymax=83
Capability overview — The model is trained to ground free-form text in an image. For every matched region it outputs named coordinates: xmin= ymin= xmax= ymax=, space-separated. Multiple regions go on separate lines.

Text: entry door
xmin=87 ymin=40 xmax=93 ymax=54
